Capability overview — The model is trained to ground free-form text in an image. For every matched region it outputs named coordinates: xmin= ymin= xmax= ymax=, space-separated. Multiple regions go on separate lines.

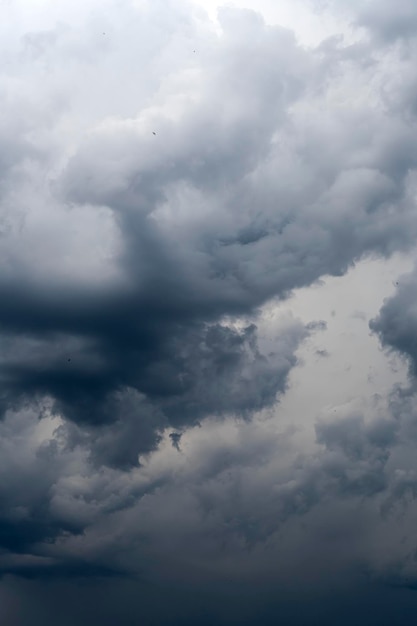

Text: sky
xmin=2 ymin=0 xmax=417 ymax=623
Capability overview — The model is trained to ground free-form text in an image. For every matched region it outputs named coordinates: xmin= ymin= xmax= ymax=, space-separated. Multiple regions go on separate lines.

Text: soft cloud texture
xmin=2 ymin=0 xmax=417 ymax=624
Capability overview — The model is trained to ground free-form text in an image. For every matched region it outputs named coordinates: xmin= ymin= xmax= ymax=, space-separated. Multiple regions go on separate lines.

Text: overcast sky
xmin=2 ymin=0 xmax=417 ymax=624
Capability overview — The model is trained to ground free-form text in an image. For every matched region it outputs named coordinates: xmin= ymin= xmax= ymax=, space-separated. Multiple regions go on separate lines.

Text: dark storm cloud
xmin=0 ymin=320 xmax=308 ymax=565
xmin=2 ymin=1 xmax=417 ymax=462
xmin=0 ymin=383 xmax=415 ymax=621
xmin=0 ymin=6 xmax=319 ymax=460
xmin=364 ymin=263 xmax=417 ymax=592
xmin=0 ymin=407 xmax=85 ymax=560
xmin=3 ymin=401 xmax=407 ymax=622
xmin=369 ymin=270 xmax=417 ymax=373
xmin=2 ymin=0 xmax=417 ymax=622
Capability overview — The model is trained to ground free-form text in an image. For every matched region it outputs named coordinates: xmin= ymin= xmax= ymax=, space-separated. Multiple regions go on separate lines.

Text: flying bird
xmin=152 ymin=131 xmax=156 ymax=135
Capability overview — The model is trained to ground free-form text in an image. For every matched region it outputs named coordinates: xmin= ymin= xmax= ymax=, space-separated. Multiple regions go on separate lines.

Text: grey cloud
xmin=169 ymin=431 xmax=182 ymax=450
xmin=53 ymin=319 xmax=307 ymax=469
xmin=357 ymin=0 xmax=417 ymax=43
xmin=2 ymin=0 xmax=417 ymax=622
xmin=316 ymin=413 xmax=396 ymax=497
xmin=0 ymin=390 xmax=415 ymax=623
xmin=4 ymin=574 xmax=413 ymax=626
xmin=0 ymin=407 xmax=85 ymax=560
xmin=1 ymin=5 xmax=415 ymax=458
xmin=369 ymin=269 xmax=417 ymax=373
xmin=0 ymin=6 xmax=320 ymax=454
xmin=0 ymin=315 xmax=307 ymax=465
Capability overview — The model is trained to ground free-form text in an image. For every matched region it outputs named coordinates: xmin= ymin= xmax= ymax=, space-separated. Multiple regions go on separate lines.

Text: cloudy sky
xmin=3 ymin=0 xmax=417 ymax=623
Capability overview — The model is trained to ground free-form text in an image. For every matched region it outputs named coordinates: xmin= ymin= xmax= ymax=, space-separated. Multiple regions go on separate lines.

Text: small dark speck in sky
xmin=152 ymin=131 xmax=156 ymax=135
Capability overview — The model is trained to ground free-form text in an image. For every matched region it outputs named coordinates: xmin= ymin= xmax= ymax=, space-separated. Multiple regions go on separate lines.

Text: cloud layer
xmin=2 ymin=0 xmax=417 ymax=623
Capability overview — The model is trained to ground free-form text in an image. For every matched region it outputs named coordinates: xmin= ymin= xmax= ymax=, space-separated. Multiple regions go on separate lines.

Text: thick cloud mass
xmin=2 ymin=0 xmax=417 ymax=444
xmin=370 ymin=270 xmax=417 ymax=373
xmin=357 ymin=0 xmax=417 ymax=42
xmin=2 ymin=0 xmax=417 ymax=623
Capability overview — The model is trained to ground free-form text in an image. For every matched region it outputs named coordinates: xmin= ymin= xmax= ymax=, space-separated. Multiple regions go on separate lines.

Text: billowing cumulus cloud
xmin=2 ymin=0 xmax=417 ymax=623
xmin=370 ymin=270 xmax=417 ymax=374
